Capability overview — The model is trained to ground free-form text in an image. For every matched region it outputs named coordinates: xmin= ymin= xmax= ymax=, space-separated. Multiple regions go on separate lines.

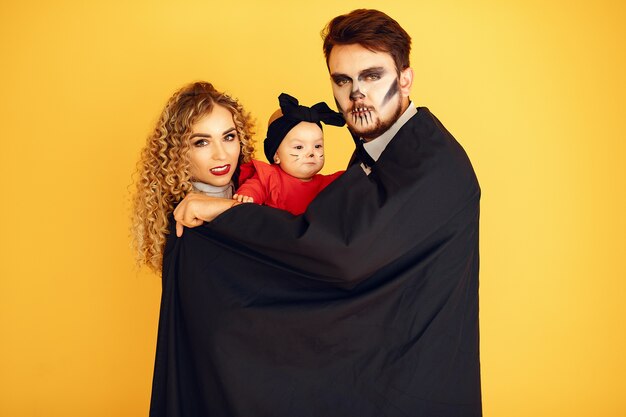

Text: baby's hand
xmin=233 ymin=194 xmax=254 ymax=203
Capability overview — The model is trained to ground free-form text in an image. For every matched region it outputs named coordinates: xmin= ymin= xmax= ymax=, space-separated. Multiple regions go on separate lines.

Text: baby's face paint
xmin=328 ymin=43 xmax=410 ymax=141
xmin=274 ymin=122 xmax=325 ymax=181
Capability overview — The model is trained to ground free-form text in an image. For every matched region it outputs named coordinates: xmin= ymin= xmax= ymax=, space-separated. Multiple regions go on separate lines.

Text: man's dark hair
xmin=321 ymin=9 xmax=412 ymax=72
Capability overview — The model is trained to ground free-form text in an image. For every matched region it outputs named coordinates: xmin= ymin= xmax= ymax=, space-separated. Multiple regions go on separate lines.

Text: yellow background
xmin=1 ymin=1 xmax=625 ymax=415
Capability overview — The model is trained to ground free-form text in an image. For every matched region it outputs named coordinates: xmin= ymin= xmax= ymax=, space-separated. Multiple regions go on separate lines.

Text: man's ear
xmin=399 ymin=67 xmax=414 ymax=97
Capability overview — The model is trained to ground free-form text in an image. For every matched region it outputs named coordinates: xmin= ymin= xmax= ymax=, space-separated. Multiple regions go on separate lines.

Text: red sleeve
xmin=238 ymin=161 xmax=256 ymax=184
xmin=235 ymin=160 xmax=274 ymax=204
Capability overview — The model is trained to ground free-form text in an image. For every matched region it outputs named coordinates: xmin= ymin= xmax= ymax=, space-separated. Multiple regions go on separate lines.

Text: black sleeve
xmin=194 ymin=108 xmax=480 ymax=285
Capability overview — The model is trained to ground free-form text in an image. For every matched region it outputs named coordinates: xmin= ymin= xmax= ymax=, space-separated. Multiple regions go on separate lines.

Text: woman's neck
xmin=191 ymin=181 xmax=234 ymax=199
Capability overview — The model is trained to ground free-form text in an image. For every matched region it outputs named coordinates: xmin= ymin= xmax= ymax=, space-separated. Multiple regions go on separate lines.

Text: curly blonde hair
xmin=132 ymin=81 xmax=255 ymax=272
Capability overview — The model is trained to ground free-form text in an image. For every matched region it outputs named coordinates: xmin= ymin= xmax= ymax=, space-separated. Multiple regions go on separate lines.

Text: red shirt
xmin=237 ymin=160 xmax=344 ymax=215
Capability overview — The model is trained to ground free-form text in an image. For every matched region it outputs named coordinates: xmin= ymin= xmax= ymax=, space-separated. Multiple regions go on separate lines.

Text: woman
xmin=131 ymin=81 xmax=255 ymax=272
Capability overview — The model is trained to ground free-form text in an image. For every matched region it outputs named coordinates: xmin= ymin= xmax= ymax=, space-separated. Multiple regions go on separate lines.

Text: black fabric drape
xmin=150 ymin=108 xmax=482 ymax=417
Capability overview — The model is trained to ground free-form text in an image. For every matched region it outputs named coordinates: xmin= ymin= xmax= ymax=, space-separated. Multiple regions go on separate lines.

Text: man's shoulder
xmin=384 ymin=106 xmax=478 ymax=188
xmin=395 ymin=107 xmax=460 ymax=148
xmin=402 ymin=106 xmax=434 ymax=131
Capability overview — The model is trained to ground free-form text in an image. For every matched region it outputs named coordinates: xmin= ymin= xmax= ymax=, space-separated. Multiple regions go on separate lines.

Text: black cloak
xmin=150 ymin=107 xmax=482 ymax=417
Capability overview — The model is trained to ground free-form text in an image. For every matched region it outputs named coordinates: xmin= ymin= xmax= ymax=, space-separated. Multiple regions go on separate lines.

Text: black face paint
xmin=381 ymin=80 xmax=399 ymax=107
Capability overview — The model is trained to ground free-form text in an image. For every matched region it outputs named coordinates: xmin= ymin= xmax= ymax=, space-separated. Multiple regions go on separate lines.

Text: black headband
xmin=264 ymin=93 xmax=345 ymax=163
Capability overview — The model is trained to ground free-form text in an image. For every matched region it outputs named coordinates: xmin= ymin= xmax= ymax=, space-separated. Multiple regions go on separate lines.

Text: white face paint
xmin=328 ymin=43 xmax=413 ymax=141
xmin=274 ymin=122 xmax=325 ymax=181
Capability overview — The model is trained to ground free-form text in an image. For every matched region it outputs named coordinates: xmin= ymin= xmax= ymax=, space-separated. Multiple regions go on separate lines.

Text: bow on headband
xmin=264 ymin=93 xmax=345 ymax=163
xmin=278 ymin=93 xmax=345 ymax=127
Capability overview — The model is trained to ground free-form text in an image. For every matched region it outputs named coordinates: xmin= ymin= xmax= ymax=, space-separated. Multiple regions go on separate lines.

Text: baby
xmin=234 ymin=93 xmax=345 ymax=215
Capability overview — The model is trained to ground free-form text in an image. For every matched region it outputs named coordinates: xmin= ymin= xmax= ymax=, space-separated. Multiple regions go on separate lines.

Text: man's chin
xmin=347 ymin=122 xmax=385 ymax=141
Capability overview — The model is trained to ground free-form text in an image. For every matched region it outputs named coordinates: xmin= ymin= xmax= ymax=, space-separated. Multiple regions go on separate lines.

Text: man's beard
xmin=345 ymin=95 xmax=403 ymax=141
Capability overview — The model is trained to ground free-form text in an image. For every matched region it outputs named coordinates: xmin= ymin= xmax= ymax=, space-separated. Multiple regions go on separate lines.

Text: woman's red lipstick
xmin=210 ymin=164 xmax=231 ymax=176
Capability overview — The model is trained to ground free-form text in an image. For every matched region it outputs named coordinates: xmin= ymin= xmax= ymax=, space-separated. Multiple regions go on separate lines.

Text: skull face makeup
xmin=273 ymin=121 xmax=325 ymax=181
xmin=328 ymin=43 xmax=413 ymax=141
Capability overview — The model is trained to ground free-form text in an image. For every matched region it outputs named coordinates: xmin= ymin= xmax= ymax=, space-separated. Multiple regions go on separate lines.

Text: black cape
xmin=150 ymin=108 xmax=482 ymax=417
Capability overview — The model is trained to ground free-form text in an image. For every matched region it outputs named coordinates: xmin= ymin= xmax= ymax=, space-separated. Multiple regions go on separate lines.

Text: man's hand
xmin=233 ymin=193 xmax=254 ymax=203
xmin=173 ymin=193 xmax=240 ymax=237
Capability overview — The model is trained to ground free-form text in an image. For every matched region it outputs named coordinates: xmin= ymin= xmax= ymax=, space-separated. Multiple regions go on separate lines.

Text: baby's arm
xmin=234 ymin=174 xmax=267 ymax=205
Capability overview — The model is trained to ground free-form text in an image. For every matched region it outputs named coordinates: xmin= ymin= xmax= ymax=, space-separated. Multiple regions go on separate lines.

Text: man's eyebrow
xmin=331 ymin=67 xmax=386 ymax=80
xmin=330 ymin=72 xmax=351 ymax=80
xmin=359 ymin=67 xmax=386 ymax=77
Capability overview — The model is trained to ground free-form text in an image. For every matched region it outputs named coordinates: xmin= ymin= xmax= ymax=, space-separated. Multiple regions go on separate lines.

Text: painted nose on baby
xmin=304 ymin=147 xmax=317 ymax=158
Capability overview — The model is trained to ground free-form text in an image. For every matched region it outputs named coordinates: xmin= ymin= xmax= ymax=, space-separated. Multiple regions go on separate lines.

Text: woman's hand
xmin=173 ymin=193 xmax=240 ymax=237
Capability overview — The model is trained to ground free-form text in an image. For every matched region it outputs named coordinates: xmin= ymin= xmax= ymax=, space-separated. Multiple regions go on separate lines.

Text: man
xmin=154 ymin=9 xmax=481 ymax=417
xmin=324 ymin=8 xmax=414 ymax=171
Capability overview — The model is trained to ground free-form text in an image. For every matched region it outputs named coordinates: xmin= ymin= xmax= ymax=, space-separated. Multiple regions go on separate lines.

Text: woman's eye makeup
xmin=224 ymin=133 xmax=237 ymax=141
xmin=193 ymin=139 xmax=209 ymax=146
